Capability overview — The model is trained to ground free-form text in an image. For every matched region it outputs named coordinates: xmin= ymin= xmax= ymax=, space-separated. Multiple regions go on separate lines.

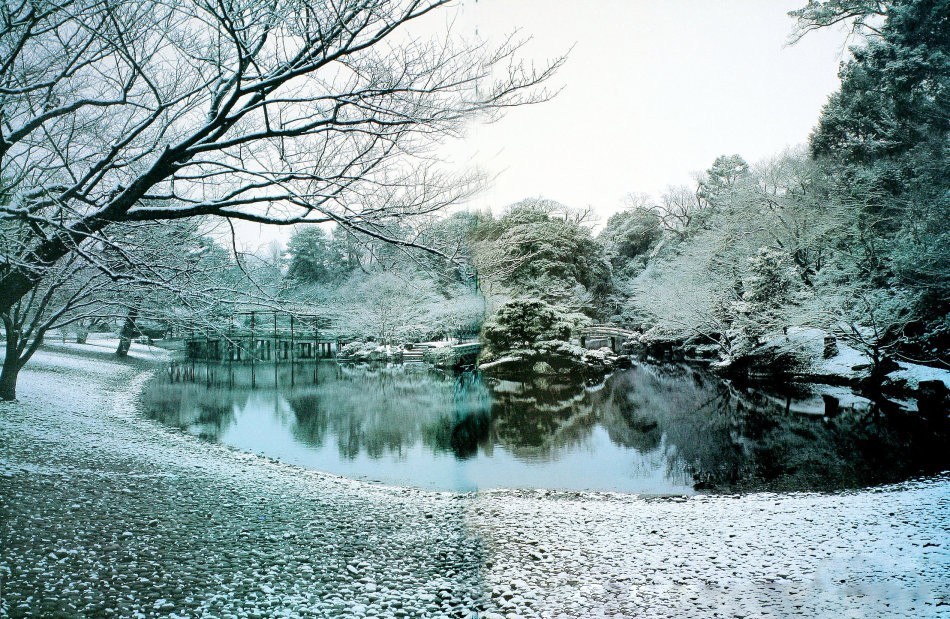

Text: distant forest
xmin=280 ymin=0 xmax=947 ymax=370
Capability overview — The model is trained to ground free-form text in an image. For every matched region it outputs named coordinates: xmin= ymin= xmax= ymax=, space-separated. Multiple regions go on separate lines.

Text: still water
xmin=141 ymin=360 xmax=947 ymax=493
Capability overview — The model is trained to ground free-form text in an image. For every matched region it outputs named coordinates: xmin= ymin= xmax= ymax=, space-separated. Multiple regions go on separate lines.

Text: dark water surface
xmin=140 ymin=360 xmax=947 ymax=493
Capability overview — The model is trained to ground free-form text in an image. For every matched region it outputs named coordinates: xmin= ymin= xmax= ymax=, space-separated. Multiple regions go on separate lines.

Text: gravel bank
xmin=1 ymin=343 xmax=947 ymax=618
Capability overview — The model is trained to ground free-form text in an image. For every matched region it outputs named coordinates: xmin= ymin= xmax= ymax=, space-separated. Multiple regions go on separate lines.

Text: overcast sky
xmin=238 ymin=0 xmax=853 ymax=247
xmin=433 ymin=0 xmax=852 ymax=219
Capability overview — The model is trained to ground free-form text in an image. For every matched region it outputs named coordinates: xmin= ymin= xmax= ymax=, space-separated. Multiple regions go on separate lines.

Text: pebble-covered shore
xmin=1 ymin=343 xmax=947 ymax=618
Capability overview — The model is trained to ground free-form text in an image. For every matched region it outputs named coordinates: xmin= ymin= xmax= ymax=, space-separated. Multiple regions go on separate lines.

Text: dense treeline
xmin=279 ymin=218 xmax=484 ymax=344
xmin=280 ymin=0 xmax=949 ymax=372
xmin=278 ymin=199 xmax=613 ymax=348
xmin=619 ymin=0 xmax=948 ymax=369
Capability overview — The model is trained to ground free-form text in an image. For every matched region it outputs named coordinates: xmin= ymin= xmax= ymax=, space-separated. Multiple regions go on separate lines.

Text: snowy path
xmin=0 ymin=343 xmax=947 ymax=618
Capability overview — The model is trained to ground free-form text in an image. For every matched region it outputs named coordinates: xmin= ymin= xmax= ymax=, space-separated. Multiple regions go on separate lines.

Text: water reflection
xmin=140 ymin=360 xmax=948 ymax=493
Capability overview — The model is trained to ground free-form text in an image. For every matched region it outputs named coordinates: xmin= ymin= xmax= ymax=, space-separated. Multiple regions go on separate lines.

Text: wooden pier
xmin=184 ymin=311 xmax=339 ymax=363
xmin=183 ymin=311 xmax=483 ymax=368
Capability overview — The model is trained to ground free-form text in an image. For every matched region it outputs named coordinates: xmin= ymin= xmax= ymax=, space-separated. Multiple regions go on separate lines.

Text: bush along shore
xmin=621 ymin=327 xmax=949 ymax=415
xmin=474 ymin=323 xmax=948 ymax=418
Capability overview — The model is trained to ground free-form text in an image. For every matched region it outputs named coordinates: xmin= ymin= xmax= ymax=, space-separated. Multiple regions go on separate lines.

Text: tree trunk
xmin=1 ymin=328 xmax=21 ymax=401
xmin=116 ymin=307 xmax=139 ymax=357
xmin=0 ymin=358 xmax=19 ymax=401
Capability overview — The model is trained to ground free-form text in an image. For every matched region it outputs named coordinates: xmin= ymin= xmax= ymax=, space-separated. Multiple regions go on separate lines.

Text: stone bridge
xmin=579 ymin=325 xmax=638 ymax=353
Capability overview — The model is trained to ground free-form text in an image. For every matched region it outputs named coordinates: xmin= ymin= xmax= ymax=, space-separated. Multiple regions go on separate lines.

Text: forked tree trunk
xmin=116 ymin=307 xmax=139 ymax=358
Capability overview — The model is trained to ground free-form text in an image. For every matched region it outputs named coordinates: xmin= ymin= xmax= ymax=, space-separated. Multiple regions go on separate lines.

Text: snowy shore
xmin=1 ymin=342 xmax=947 ymax=618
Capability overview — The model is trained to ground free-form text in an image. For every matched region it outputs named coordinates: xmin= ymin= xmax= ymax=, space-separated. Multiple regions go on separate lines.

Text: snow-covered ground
xmin=760 ymin=327 xmax=950 ymax=392
xmin=890 ymin=360 xmax=950 ymax=390
xmin=1 ymin=342 xmax=947 ymax=618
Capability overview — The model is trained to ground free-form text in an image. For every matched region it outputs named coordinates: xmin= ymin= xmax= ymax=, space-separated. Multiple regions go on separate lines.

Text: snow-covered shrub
xmin=338 ymin=341 xmax=376 ymax=359
xmin=422 ymin=292 xmax=485 ymax=340
xmin=482 ymin=299 xmax=578 ymax=352
xmin=728 ymin=247 xmax=801 ymax=357
xmin=423 ymin=346 xmax=456 ymax=367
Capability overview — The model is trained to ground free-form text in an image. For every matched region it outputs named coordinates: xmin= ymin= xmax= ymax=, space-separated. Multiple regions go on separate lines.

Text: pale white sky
xmin=438 ymin=0 xmax=851 ymax=215
xmin=237 ymin=0 xmax=852 ymax=247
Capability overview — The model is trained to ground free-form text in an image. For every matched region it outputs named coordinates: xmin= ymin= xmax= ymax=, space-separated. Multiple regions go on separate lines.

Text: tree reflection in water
xmin=283 ymin=364 xmax=492 ymax=460
xmin=141 ymin=360 xmax=948 ymax=493
xmin=140 ymin=382 xmax=244 ymax=440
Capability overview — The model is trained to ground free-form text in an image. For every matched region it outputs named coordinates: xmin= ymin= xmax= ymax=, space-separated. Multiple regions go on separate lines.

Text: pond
xmin=140 ymin=360 xmax=948 ymax=494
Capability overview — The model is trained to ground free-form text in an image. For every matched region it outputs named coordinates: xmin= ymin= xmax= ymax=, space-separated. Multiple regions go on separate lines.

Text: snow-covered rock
xmin=887 ymin=361 xmax=950 ymax=390
xmin=479 ymin=340 xmax=627 ymax=378
xmin=728 ymin=327 xmax=871 ymax=384
xmin=478 ymin=355 xmax=525 ymax=372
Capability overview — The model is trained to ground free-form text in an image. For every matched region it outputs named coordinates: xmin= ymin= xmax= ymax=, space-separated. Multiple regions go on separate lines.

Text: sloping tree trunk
xmin=1 ymin=327 xmax=21 ymax=401
xmin=1 ymin=315 xmax=49 ymax=401
xmin=116 ymin=307 xmax=139 ymax=358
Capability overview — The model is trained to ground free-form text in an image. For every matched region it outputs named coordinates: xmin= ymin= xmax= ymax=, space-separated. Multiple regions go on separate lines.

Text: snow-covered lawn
xmin=0 ymin=343 xmax=947 ymax=618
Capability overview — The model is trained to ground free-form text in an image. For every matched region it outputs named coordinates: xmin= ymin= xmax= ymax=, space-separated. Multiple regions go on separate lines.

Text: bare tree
xmin=0 ymin=217 xmax=237 ymax=399
xmin=747 ymin=149 xmax=839 ymax=284
xmin=787 ymin=0 xmax=887 ymax=44
xmin=0 ymin=0 xmax=562 ymax=315
xmin=631 ymin=229 xmax=743 ymax=355
xmin=656 ymin=184 xmax=706 ymax=237
xmin=0 ymin=240 xmax=109 ymax=400
xmin=621 ymin=192 xmax=655 ymax=211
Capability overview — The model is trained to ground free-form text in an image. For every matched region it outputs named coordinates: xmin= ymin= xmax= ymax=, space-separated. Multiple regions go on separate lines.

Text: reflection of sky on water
xmin=141 ymin=361 xmax=948 ymax=494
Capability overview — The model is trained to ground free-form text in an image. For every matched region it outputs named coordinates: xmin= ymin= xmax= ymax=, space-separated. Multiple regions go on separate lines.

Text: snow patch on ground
xmin=0 ymin=343 xmax=947 ymax=618
xmin=889 ymin=360 xmax=950 ymax=390
xmin=763 ymin=327 xmax=870 ymax=380
xmin=816 ymin=343 xmax=870 ymax=379
xmin=760 ymin=328 xmax=949 ymax=393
